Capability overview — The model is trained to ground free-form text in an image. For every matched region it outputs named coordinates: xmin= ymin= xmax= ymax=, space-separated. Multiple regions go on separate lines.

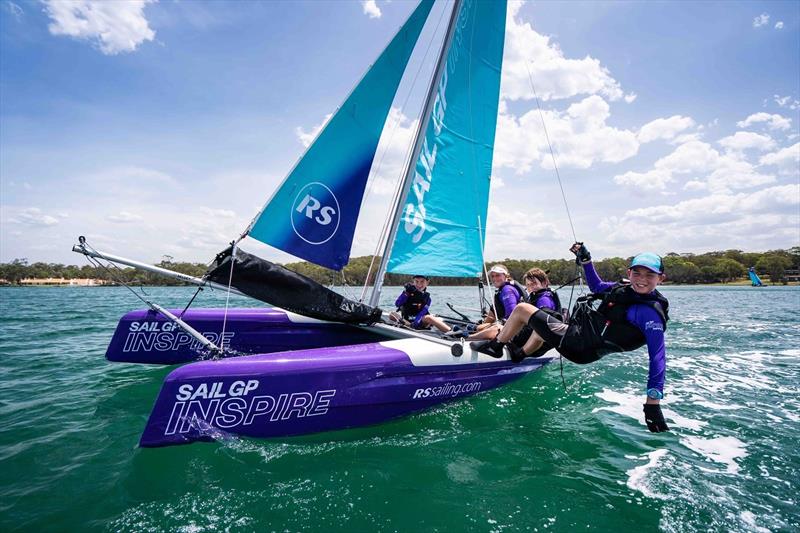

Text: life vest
xmin=400 ymin=289 xmax=430 ymax=321
xmin=571 ymin=282 xmax=669 ymax=356
xmin=493 ymin=280 xmax=526 ymax=320
xmin=528 ymin=288 xmax=561 ymax=311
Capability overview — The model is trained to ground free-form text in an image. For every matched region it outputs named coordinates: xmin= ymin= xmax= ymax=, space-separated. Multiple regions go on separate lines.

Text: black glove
xmin=570 ymin=242 xmax=592 ymax=264
xmin=404 ymin=283 xmax=417 ymax=294
xmin=643 ymin=404 xmax=669 ymax=433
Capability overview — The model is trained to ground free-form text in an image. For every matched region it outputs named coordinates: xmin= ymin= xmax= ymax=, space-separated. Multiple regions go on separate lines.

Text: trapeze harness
xmin=564 ymin=283 xmax=669 ymax=362
xmin=493 ymin=280 xmax=527 ymax=320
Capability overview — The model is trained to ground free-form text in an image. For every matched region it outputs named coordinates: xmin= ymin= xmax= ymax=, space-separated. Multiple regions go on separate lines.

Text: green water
xmin=1 ymin=285 xmax=798 ymax=532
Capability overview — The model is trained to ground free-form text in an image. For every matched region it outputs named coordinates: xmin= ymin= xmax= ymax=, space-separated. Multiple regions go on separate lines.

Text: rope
xmin=180 ymin=286 xmax=204 ymax=318
xmin=524 ymin=60 xmax=578 ymax=244
xmin=219 ymin=242 xmax=237 ymax=353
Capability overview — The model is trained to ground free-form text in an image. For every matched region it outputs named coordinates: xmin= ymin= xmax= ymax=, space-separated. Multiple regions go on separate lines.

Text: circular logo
xmin=290 ymin=182 xmax=341 ymax=245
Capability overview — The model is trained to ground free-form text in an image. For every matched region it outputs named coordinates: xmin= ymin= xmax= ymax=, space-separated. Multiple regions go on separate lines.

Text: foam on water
xmin=680 ymin=436 xmax=747 ymax=474
xmin=626 ymin=449 xmax=669 ymax=499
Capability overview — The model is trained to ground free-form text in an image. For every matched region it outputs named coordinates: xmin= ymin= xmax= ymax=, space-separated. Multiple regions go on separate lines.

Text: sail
xmin=206 ymin=247 xmax=382 ymax=324
xmin=247 ymin=0 xmax=435 ymax=270
xmin=748 ymin=267 xmax=763 ymax=287
xmin=386 ymin=0 xmax=507 ymax=278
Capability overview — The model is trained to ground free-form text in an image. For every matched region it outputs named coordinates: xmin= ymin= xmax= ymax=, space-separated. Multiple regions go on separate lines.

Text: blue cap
xmin=630 ymin=252 xmax=663 ymax=274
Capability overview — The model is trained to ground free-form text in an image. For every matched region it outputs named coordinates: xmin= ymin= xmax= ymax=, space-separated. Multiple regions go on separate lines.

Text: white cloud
xmin=613 ymin=168 xmax=673 ymax=192
xmin=753 ymin=13 xmax=770 ymax=28
xmin=485 ymin=203 xmax=564 ymax=258
xmin=4 ymin=1 xmax=23 ymax=21
xmin=501 ymin=1 xmax=624 ymax=102
xmin=736 ymin=112 xmax=792 ymax=131
xmin=8 ymin=207 xmax=59 ymax=226
xmin=638 ymin=115 xmax=696 ymax=144
xmin=614 ymin=139 xmax=777 ymax=194
xmin=361 ymin=0 xmax=381 ymax=19
xmin=775 ymin=21 xmax=784 ymax=30
xmin=717 ymin=131 xmax=776 ymax=153
xmin=43 ymin=0 xmax=155 ymax=55
xmin=624 ymin=93 xmax=638 ymax=104
xmin=495 ymin=95 xmax=639 ymax=172
xmin=759 ymin=143 xmax=800 ymax=175
xmin=107 ymin=211 xmax=143 ymax=223
xmin=773 ymin=95 xmax=800 ymax=111
xmin=295 ymin=113 xmax=332 ymax=148
xmin=615 ymin=184 xmax=799 ymax=226
xmin=199 ymin=207 xmax=236 ymax=218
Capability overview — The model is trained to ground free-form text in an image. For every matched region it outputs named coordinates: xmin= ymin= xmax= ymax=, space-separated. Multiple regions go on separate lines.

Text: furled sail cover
xmin=387 ymin=0 xmax=506 ymax=277
xmin=247 ymin=0 xmax=435 ymax=271
xmin=206 ymin=247 xmax=382 ymax=324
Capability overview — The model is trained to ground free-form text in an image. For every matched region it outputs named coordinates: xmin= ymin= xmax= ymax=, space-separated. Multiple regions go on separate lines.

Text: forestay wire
xmin=524 ymin=60 xmax=578 ymax=244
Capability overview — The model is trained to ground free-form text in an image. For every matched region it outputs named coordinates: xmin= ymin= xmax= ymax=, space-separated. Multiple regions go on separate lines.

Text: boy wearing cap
xmin=390 ymin=275 xmax=452 ymax=333
xmin=471 ymin=243 xmax=671 ymax=434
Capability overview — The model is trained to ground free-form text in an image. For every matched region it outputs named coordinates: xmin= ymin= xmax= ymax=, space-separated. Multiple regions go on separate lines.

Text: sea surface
xmin=0 ymin=285 xmax=798 ymax=532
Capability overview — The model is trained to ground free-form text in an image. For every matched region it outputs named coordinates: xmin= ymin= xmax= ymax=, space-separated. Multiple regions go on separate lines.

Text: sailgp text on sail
xmin=403 ymin=67 xmax=448 ymax=243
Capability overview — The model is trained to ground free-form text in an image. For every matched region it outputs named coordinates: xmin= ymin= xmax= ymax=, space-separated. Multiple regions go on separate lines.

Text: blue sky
xmin=1 ymin=0 xmax=798 ymax=265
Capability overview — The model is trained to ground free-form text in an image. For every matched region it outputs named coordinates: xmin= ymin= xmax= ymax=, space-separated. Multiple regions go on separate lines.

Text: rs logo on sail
xmin=291 ymin=182 xmax=341 ymax=245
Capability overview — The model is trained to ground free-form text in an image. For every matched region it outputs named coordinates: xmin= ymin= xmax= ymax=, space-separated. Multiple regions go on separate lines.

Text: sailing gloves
xmin=643 ymin=403 xmax=670 ymax=433
xmin=570 ymin=242 xmax=592 ymax=264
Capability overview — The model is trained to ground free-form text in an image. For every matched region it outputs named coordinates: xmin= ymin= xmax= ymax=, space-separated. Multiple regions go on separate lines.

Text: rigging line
xmin=360 ymin=1 xmax=451 ymax=302
xmin=524 ymin=60 xmax=578 ymax=243
xmin=361 ymin=0 xmax=449 ymax=212
xmin=219 ymin=241 xmax=237 ymax=355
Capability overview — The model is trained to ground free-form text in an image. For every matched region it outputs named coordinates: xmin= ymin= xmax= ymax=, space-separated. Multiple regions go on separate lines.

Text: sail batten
xmin=246 ymin=0 xmax=435 ymax=271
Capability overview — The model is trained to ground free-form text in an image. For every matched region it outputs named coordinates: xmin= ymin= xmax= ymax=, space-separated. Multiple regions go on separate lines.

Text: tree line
xmin=1 ymin=248 xmax=797 ymax=287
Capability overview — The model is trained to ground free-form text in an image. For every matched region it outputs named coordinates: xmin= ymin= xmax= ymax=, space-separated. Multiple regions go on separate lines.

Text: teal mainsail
xmin=386 ymin=0 xmax=507 ymax=278
xmin=247 ymin=0 xmax=434 ymax=271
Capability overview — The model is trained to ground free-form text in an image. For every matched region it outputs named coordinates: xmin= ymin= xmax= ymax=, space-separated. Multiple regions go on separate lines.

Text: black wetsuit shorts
xmin=527 ymin=309 xmax=601 ymax=364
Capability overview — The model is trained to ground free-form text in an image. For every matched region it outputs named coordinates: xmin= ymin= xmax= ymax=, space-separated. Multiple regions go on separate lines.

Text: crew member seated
xmin=507 ymin=268 xmax=562 ymax=361
xmin=390 ymin=275 xmax=451 ymax=333
xmin=468 ymin=264 xmax=526 ymax=341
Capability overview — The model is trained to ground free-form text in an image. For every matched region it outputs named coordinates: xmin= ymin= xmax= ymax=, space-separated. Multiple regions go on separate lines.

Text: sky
xmin=1 ymin=0 xmax=799 ymax=266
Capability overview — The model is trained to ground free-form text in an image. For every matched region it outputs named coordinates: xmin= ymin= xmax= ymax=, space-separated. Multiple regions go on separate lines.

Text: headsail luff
xmin=246 ymin=0 xmax=435 ymax=271
xmin=386 ymin=0 xmax=507 ymax=278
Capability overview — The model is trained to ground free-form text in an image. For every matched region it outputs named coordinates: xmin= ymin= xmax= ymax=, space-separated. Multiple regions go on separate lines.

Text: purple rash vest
xmin=395 ymin=291 xmax=431 ymax=328
xmin=583 ymin=262 xmax=667 ymax=393
xmin=498 ymin=284 xmax=522 ymax=319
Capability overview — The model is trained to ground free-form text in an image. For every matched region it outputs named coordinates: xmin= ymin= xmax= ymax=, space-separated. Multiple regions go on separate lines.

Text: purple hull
xmin=140 ymin=339 xmax=552 ymax=447
xmin=107 ymin=308 xmax=386 ymax=364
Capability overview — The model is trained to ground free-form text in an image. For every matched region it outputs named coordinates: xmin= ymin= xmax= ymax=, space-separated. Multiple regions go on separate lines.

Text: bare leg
xmin=521 ymin=330 xmax=545 ymax=355
xmin=467 ymin=324 xmax=500 ymax=341
xmin=422 ymin=314 xmax=451 ymax=333
xmin=496 ymin=303 xmax=539 ymax=343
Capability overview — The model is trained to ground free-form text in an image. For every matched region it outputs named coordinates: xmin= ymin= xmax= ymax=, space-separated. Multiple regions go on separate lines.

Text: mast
xmin=369 ymin=0 xmax=462 ymax=307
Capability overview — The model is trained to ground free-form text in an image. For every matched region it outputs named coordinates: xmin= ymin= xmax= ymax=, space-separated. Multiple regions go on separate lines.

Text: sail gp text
xmin=163 ymin=380 xmax=336 ymax=436
xmin=123 ymin=321 xmax=234 ymax=352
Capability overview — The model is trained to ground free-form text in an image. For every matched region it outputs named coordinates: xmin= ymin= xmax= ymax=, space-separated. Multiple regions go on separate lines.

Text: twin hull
xmin=110 ymin=309 xmax=552 ymax=447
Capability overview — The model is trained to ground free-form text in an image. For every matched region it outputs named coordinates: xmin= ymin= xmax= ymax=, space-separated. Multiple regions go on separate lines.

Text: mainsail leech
xmin=246 ymin=0 xmax=435 ymax=271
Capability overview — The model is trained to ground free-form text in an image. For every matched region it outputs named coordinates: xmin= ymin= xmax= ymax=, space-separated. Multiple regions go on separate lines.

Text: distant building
xmin=19 ymin=278 xmax=109 ymax=286
xmin=785 ymin=269 xmax=800 ymax=282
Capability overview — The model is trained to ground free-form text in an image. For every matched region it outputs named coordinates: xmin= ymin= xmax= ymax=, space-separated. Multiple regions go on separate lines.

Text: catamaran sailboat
xmin=74 ymin=0 xmax=556 ymax=448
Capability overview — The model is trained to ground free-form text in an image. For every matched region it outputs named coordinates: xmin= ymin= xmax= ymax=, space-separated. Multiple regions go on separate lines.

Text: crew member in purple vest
xmin=468 ymin=264 xmax=526 ymax=341
xmin=390 ymin=275 xmax=451 ymax=333
xmin=471 ymin=243 xmax=671 ymax=433
xmin=506 ymin=268 xmax=562 ymax=361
